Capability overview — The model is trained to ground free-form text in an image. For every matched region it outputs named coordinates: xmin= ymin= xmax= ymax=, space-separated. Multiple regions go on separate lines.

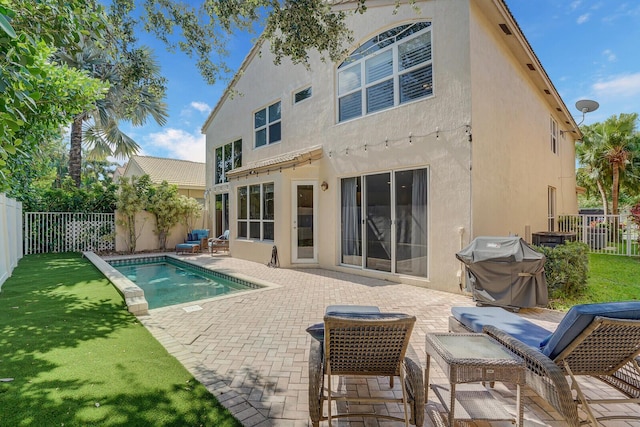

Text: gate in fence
xmin=557 ymin=214 xmax=639 ymax=256
xmin=24 ymin=212 xmax=115 ymax=254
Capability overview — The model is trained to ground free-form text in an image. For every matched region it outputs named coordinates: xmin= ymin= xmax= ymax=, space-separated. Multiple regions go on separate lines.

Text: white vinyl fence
xmin=558 ymin=214 xmax=639 ymax=256
xmin=24 ymin=212 xmax=115 ymax=254
xmin=0 ymin=194 xmax=23 ymax=291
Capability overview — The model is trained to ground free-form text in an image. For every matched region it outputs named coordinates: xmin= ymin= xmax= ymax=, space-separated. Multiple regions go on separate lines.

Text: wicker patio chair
xmin=484 ymin=316 xmax=640 ymax=426
xmin=208 ymin=230 xmax=229 ymax=254
xmin=308 ymin=313 xmax=424 ymax=427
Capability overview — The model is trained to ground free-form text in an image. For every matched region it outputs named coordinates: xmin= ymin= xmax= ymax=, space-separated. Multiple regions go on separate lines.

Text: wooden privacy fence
xmin=558 ymin=214 xmax=639 ymax=256
xmin=24 ymin=212 xmax=115 ymax=255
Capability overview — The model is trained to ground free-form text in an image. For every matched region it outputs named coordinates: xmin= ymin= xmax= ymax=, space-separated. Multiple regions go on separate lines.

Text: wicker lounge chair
xmin=450 ymin=303 xmax=640 ymax=426
xmin=308 ymin=313 xmax=424 ymax=427
xmin=208 ymin=230 xmax=229 ymax=254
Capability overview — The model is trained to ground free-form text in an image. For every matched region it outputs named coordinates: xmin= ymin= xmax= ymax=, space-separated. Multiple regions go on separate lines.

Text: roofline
xmin=492 ymin=0 xmax=582 ymax=138
xmin=201 ymin=36 xmax=266 ymax=133
xmin=201 ymin=0 xmax=582 ymax=138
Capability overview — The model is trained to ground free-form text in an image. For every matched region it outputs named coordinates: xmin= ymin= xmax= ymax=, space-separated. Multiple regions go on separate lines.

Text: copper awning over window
xmin=226 ymin=145 xmax=323 ymax=178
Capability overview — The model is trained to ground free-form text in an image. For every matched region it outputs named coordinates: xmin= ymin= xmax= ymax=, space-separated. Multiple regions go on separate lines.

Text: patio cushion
xmin=325 ymin=305 xmax=380 ymax=315
xmin=451 ymin=306 xmax=552 ymax=349
xmin=541 ymin=301 xmax=640 ymax=359
xmin=192 ymin=229 xmax=209 ymax=240
xmin=306 ymin=310 xmax=404 ymax=342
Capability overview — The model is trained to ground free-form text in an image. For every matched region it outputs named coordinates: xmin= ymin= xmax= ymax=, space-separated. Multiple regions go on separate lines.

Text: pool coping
xmin=84 ymin=251 xmax=149 ymax=316
xmin=83 ymin=251 xmax=281 ymax=316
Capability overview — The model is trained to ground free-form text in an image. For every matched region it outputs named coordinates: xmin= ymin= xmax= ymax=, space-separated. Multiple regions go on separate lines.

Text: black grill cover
xmin=456 ymin=237 xmax=548 ymax=308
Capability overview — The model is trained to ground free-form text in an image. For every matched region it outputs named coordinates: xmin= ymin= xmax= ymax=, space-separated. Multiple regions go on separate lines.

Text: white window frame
xmin=550 ymin=117 xmax=558 ymax=154
xmin=236 ymin=182 xmax=274 ymax=241
xmin=548 ymin=186 xmax=556 ymax=231
xmin=215 ymin=139 xmax=242 ymax=184
xmin=336 ymin=22 xmax=433 ymax=123
xmin=254 ymin=101 xmax=281 ymax=148
xmin=293 ymin=86 xmax=312 ymax=104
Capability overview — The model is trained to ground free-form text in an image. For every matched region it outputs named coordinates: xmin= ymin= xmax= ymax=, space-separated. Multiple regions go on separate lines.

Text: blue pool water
xmin=112 ymin=260 xmax=258 ymax=309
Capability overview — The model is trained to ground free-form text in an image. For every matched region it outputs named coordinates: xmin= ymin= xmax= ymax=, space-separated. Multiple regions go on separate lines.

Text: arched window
xmin=337 ymin=22 xmax=433 ymax=122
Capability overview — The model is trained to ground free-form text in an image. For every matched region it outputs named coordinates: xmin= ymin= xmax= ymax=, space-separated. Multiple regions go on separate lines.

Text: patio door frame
xmin=291 ymin=180 xmax=318 ymax=263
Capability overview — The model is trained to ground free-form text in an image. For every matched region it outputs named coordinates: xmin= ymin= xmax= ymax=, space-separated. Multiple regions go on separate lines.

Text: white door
xmin=292 ymin=181 xmax=317 ymax=263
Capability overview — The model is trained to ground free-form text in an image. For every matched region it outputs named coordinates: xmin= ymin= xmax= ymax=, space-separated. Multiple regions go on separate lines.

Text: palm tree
xmin=578 ymin=113 xmax=640 ymax=215
xmin=57 ymin=39 xmax=168 ymax=187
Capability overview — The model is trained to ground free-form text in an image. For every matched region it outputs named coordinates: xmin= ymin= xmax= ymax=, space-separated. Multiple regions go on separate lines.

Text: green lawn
xmin=553 ymin=253 xmax=640 ymax=309
xmin=0 ymin=253 xmax=242 ymax=427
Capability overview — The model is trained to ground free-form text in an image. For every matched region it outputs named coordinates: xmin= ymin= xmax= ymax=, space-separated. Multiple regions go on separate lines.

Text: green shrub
xmin=534 ymin=241 xmax=590 ymax=300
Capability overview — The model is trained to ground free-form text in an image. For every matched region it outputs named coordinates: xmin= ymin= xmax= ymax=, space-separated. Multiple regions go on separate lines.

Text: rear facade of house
xmin=202 ymin=0 xmax=580 ymax=293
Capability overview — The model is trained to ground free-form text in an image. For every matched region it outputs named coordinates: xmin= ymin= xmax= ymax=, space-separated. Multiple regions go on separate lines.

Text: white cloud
xmin=143 ymin=128 xmax=206 ymax=162
xmin=592 ymin=73 xmax=640 ymax=97
xmin=190 ymin=101 xmax=211 ymax=113
xmin=570 ymin=1 xmax=582 ymax=11
xmin=179 ymin=101 xmax=212 ymax=121
xmin=576 ymin=13 xmax=590 ymax=23
xmin=602 ymin=49 xmax=617 ymax=62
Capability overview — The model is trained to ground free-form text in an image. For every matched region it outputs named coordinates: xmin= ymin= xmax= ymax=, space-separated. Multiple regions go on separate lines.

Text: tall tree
xmin=56 ymin=38 xmax=168 ymax=187
xmin=0 ymin=1 xmax=109 ymax=189
xmin=578 ymin=113 xmax=640 ymax=215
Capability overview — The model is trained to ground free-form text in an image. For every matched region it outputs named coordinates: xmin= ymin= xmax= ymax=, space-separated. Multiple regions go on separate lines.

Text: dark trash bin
xmin=532 ymin=231 xmax=576 ymax=248
xmin=456 ymin=236 xmax=548 ymax=309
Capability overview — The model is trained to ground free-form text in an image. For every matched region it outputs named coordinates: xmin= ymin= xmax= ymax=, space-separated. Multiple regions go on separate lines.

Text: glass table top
xmin=430 ymin=334 xmax=517 ymax=360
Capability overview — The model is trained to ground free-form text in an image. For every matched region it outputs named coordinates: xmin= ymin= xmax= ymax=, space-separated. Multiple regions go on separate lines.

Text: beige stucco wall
xmin=204 ymin=0 xmax=578 ymax=293
xmin=115 ymin=211 xmax=192 ymax=253
xmin=205 ymin=0 xmax=473 ymax=292
xmin=468 ymin=1 xmax=578 ymax=241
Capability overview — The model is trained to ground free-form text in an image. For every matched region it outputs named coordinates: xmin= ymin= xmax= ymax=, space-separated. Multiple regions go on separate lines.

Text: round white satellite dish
xmin=575 ymin=99 xmax=599 ymax=113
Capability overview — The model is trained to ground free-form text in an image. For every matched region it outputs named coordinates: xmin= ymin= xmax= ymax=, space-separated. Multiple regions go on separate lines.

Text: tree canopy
xmin=577 ymin=113 xmax=640 ymax=214
xmin=0 ymin=0 xmax=110 ymax=188
xmin=110 ymin=0 xmax=377 ymax=85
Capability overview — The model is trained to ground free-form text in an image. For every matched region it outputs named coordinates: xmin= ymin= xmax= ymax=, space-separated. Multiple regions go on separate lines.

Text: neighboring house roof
xmin=200 ymin=0 xmax=580 ymax=136
xmin=112 ymin=165 xmax=126 ymax=183
xmin=123 ymin=155 xmax=205 ymax=190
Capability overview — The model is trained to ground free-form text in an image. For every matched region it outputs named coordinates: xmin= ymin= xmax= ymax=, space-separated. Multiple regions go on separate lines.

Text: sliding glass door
xmin=365 ymin=173 xmax=392 ymax=272
xmin=341 ymin=177 xmax=362 ymax=266
xmin=395 ymin=169 xmax=428 ymax=277
xmin=340 ymin=168 xmax=428 ymax=278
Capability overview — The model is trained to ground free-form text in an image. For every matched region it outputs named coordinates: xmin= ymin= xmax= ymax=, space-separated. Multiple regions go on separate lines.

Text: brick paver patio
xmin=119 ymin=253 xmax=635 ymax=426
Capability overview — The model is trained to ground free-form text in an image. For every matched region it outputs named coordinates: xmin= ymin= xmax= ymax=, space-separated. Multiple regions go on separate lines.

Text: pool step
xmin=126 ymin=295 xmax=149 ymax=316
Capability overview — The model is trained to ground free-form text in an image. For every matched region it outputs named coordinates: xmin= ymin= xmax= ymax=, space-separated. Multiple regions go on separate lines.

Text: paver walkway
xmin=115 ymin=253 xmax=634 ymax=426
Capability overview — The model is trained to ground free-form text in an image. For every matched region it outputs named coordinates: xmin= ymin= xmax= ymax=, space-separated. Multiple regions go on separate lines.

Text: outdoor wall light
xmin=321 ymin=181 xmax=329 ymax=191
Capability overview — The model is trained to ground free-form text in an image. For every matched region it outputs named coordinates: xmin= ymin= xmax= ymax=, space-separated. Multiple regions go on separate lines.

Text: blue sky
xmin=119 ymin=0 xmax=640 ymax=164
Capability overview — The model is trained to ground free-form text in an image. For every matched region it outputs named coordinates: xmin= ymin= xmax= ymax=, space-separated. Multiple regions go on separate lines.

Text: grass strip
xmin=552 ymin=253 xmax=640 ymax=309
xmin=0 ymin=253 xmax=242 ymax=426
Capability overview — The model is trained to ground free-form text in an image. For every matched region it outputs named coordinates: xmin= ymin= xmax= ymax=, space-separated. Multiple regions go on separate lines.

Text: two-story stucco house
xmin=201 ymin=0 xmax=581 ymax=293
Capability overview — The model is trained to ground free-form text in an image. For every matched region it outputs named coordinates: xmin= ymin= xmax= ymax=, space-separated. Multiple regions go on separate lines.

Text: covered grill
xmin=456 ymin=236 xmax=548 ymax=309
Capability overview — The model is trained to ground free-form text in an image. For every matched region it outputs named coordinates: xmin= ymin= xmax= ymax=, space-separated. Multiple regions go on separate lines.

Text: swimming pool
xmin=107 ymin=256 xmax=265 ymax=309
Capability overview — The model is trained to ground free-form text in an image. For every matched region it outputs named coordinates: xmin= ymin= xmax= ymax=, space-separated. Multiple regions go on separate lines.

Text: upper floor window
xmin=337 ymin=22 xmax=433 ymax=123
xmin=294 ymin=87 xmax=312 ymax=104
xmin=550 ymin=117 xmax=558 ymax=154
xmin=255 ymin=101 xmax=281 ymax=148
xmin=215 ymin=139 xmax=242 ymax=184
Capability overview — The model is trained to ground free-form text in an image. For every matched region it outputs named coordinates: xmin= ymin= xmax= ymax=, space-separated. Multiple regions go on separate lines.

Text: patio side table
xmin=425 ymin=333 xmax=525 ymax=427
